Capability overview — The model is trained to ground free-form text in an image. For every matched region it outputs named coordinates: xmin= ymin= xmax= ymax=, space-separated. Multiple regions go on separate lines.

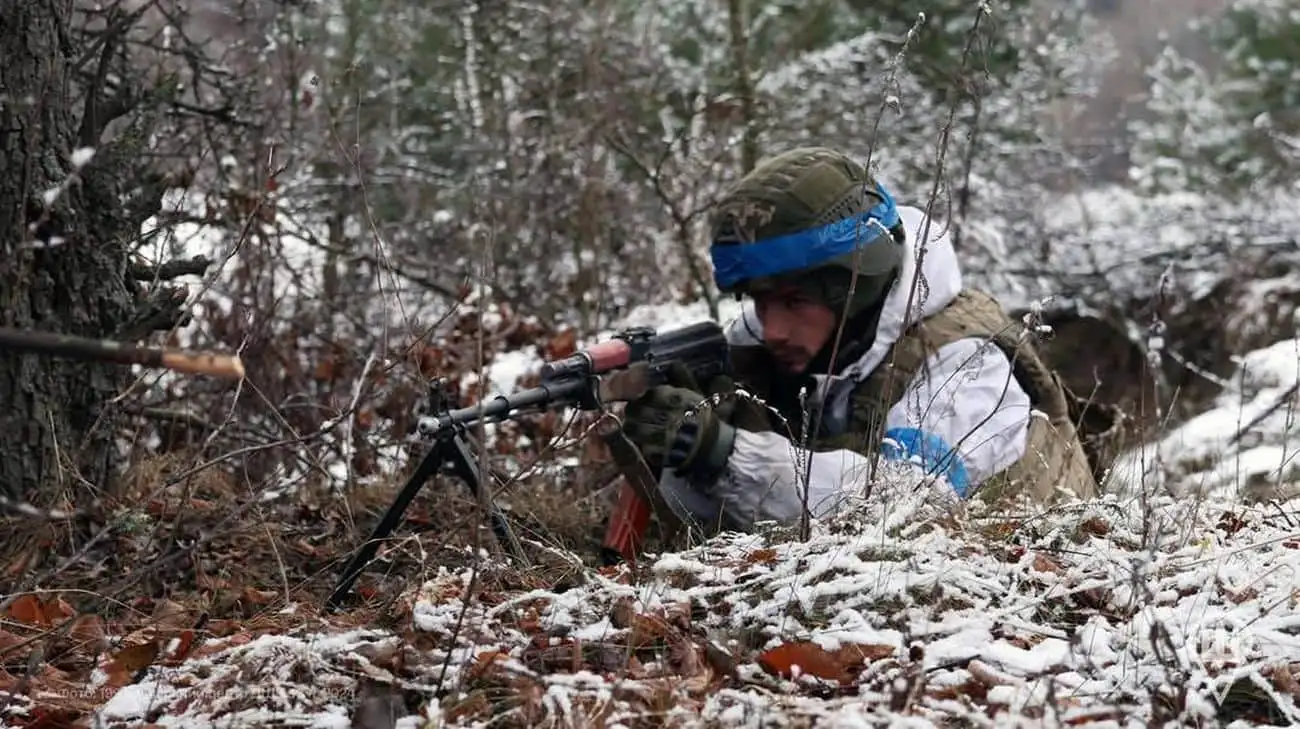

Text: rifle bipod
xmin=325 ymin=379 xmax=529 ymax=611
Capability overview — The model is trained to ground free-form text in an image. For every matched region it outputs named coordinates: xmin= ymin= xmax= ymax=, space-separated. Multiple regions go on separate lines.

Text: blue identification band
xmin=710 ymin=182 xmax=902 ymax=290
xmin=880 ymin=427 xmax=973 ymax=497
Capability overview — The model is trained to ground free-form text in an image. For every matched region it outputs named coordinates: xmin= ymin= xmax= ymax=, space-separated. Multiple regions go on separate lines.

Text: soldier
xmin=622 ymin=147 xmax=1105 ymax=533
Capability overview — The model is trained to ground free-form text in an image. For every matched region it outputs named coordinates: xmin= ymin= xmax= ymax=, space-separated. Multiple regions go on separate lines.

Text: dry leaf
xmin=67 ymin=615 xmax=108 ymax=652
xmin=744 ymin=548 xmax=779 ymax=565
xmin=1265 ymin=662 xmax=1300 ymax=698
xmin=757 ymin=641 xmax=848 ymax=684
xmin=5 ymin=549 xmax=37 ymax=577
xmin=0 ymin=628 xmax=26 ymax=655
xmin=241 ymin=587 xmax=278 ymax=605
xmin=545 ymin=329 xmax=578 ymax=360
xmin=414 ymin=346 xmax=445 ymax=377
xmin=834 ymin=642 xmax=896 ymax=669
xmin=355 ymin=408 xmax=375 ymax=430
xmin=168 ymin=629 xmax=199 ymax=662
xmin=1223 ymin=584 xmax=1260 ymax=605
xmin=102 ymin=640 xmax=161 ymax=688
xmin=664 ymin=600 xmax=693 ymax=630
xmin=1031 ymin=553 xmax=1063 ymax=574
xmin=467 ymin=649 xmax=507 ymax=681
xmin=516 ymin=607 xmax=542 ymax=634
xmin=967 ymin=659 xmax=1017 ymax=687
xmin=627 ymin=613 xmax=674 ymax=649
xmin=445 ymin=691 xmax=490 ymax=723
xmin=13 ymin=706 xmax=82 ymax=729
xmin=151 ymin=600 xmax=191 ymax=631
xmin=6 ymin=594 xmax=73 ymax=628
xmin=8 ymin=594 xmax=46 ymax=626
xmin=1077 ymin=516 xmax=1111 ymax=536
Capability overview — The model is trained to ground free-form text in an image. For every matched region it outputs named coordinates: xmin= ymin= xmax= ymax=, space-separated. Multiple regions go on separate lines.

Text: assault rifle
xmin=325 ymin=320 xmax=731 ymax=609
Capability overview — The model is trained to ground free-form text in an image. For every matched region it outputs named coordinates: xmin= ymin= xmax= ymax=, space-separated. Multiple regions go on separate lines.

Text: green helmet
xmin=708 ymin=147 xmax=905 ymax=321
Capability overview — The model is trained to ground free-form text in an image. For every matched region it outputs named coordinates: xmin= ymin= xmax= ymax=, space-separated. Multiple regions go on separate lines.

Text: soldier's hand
xmin=698 ymin=373 xmax=776 ymax=433
xmin=623 ymin=385 xmax=735 ymax=480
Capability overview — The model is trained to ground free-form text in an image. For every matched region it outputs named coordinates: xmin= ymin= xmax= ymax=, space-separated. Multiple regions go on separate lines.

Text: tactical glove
xmin=623 ymin=386 xmax=737 ymax=482
xmin=694 ymin=373 xmax=777 ymax=434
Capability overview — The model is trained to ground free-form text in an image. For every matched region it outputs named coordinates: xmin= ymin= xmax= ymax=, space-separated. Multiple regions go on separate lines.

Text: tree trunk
xmin=727 ymin=0 xmax=758 ymax=174
xmin=0 ymin=1 xmax=144 ymax=506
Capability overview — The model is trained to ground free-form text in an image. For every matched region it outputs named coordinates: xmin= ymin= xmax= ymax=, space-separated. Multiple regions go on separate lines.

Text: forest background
xmin=1 ymin=0 xmax=1299 ymax=725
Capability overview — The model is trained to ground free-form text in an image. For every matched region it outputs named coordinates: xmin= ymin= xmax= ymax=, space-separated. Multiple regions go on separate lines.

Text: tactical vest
xmin=729 ymin=289 xmax=1117 ymax=506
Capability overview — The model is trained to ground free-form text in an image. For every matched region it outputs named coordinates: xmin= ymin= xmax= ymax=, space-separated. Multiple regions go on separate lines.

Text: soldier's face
xmin=753 ymin=286 xmax=836 ymax=374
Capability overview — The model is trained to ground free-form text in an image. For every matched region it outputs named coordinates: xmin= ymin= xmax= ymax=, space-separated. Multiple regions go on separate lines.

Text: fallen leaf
xmin=13 ymin=706 xmax=83 ymax=729
xmin=467 ymin=649 xmax=507 ymax=681
xmin=834 ymin=642 xmax=896 ymax=668
xmin=169 ymin=629 xmax=198 ymax=662
xmin=1031 ymin=553 xmax=1063 ymax=574
xmin=241 ymin=587 xmax=278 ymax=605
xmin=102 ymin=640 xmax=161 ymax=688
xmin=516 ymin=606 xmax=542 ymax=634
xmin=0 ymin=629 xmax=26 ymax=655
xmin=355 ymin=408 xmax=375 ymax=430
xmin=151 ymin=600 xmax=191 ymax=631
xmin=414 ymin=346 xmax=444 ymax=378
xmin=627 ymin=613 xmax=674 ymax=649
xmin=967 ymin=658 xmax=1017 ymax=687
xmin=6 ymin=594 xmax=74 ymax=628
xmin=1223 ymin=585 xmax=1260 ymax=605
xmin=445 ymin=691 xmax=490 ymax=722
xmin=5 ymin=549 xmax=36 ymax=577
xmin=1216 ymin=512 xmax=1248 ymax=536
xmin=8 ymin=595 xmax=46 ymax=626
xmin=757 ymin=641 xmax=847 ymax=684
xmin=1077 ymin=516 xmax=1111 ymax=536
xmin=67 ymin=615 xmax=108 ymax=652
xmin=545 ymin=329 xmax=578 ymax=360
xmin=1265 ymin=662 xmax=1300 ymax=698
xmin=744 ymin=548 xmax=779 ymax=565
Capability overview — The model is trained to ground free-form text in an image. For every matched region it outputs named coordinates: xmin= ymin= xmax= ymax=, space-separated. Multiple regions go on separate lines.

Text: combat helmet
xmin=708 ymin=147 xmax=905 ymax=322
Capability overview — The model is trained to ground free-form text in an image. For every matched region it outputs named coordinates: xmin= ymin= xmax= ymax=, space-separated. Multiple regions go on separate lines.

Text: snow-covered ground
xmin=1110 ymin=336 xmax=1300 ymax=504
xmin=86 ymin=474 xmax=1300 ymax=728
xmin=36 ymin=296 xmax=1294 ymax=729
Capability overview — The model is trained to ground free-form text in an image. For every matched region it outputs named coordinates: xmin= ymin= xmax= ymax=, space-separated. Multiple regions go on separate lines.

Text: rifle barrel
xmin=417 ymin=375 xmax=591 ymax=435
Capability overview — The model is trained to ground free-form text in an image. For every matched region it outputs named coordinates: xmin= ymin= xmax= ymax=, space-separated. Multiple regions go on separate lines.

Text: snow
xmin=73 ymin=475 xmax=1300 ymax=728
xmin=1111 ymin=335 xmax=1300 ymax=502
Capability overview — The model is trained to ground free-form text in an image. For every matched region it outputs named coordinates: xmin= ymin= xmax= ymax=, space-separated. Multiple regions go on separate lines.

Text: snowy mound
xmin=1112 ymin=336 xmax=1300 ymax=503
xmin=88 ymin=468 xmax=1300 ymax=728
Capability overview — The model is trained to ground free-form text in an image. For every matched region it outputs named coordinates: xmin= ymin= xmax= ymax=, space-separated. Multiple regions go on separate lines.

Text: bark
xmin=0 ymin=1 xmax=156 ymax=504
xmin=726 ymin=0 xmax=758 ymax=174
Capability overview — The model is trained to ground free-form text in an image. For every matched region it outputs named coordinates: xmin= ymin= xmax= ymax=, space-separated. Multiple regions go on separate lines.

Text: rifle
xmin=325 ymin=320 xmax=731 ymax=609
xmin=0 ymin=326 xmax=245 ymax=379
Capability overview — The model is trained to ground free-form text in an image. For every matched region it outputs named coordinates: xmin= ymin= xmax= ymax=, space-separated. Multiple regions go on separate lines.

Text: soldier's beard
xmin=769 ymin=344 xmax=813 ymax=374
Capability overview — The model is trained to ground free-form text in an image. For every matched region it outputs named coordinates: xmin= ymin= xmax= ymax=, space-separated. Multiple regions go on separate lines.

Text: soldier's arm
xmin=876 ymin=336 xmax=1032 ymax=496
xmin=661 ymin=337 xmax=1033 ymax=531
